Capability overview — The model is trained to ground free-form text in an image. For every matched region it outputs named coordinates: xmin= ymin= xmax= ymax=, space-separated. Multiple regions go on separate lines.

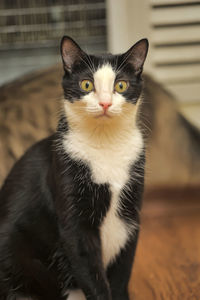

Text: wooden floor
xmin=129 ymin=189 xmax=200 ymax=300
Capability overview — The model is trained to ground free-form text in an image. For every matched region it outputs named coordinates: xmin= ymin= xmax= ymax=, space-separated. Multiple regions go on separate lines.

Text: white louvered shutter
xmin=150 ymin=0 xmax=200 ymax=103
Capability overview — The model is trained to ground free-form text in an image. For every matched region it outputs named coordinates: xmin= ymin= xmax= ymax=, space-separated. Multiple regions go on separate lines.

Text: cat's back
xmin=0 ymin=134 xmax=56 ymax=221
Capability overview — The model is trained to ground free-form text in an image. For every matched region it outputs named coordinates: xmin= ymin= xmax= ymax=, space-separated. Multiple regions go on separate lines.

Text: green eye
xmin=80 ymin=80 xmax=94 ymax=92
xmin=115 ymin=81 xmax=128 ymax=93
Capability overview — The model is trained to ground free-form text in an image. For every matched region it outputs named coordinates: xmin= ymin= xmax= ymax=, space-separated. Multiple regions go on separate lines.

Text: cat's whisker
xmin=114 ymin=55 xmax=119 ymax=73
xmin=115 ymin=50 xmax=133 ymax=73
xmin=84 ymin=45 xmax=96 ymax=73
xmin=86 ymin=107 xmax=101 ymax=112
xmin=78 ymin=55 xmax=94 ymax=75
xmin=85 ymin=54 xmax=96 ymax=73
xmin=109 ymin=109 xmax=122 ymax=114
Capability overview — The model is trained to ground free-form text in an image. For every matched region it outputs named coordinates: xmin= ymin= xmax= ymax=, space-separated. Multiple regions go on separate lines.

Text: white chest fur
xmin=63 ymin=127 xmax=143 ymax=267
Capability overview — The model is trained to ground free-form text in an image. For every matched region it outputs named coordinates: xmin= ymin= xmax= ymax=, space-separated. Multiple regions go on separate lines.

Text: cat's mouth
xmin=95 ymin=111 xmax=112 ymax=119
xmin=87 ymin=106 xmax=123 ymax=119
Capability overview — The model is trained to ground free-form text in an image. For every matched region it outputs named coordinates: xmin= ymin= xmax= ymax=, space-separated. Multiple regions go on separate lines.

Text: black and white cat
xmin=0 ymin=36 xmax=148 ymax=300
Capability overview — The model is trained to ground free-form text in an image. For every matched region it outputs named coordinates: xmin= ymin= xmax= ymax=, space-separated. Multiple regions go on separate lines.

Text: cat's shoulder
xmin=0 ymin=134 xmax=56 ymax=191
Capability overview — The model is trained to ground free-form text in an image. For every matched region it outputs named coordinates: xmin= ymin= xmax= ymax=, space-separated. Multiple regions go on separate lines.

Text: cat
xmin=0 ymin=35 xmax=149 ymax=300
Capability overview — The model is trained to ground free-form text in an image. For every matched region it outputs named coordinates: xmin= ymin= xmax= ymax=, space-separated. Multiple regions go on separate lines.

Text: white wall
xmin=106 ymin=0 xmax=151 ymax=71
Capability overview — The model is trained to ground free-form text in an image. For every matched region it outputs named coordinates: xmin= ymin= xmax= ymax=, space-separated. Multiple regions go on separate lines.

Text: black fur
xmin=0 ymin=36 xmax=148 ymax=300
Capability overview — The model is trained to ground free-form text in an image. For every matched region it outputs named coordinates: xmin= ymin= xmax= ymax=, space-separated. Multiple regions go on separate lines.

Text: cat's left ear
xmin=125 ymin=38 xmax=149 ymax=75
xmin=60 ymin=36 xmax=85 ymax=72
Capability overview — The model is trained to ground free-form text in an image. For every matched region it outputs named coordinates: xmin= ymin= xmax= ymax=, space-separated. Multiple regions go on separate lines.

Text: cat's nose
xmin=99 ymin=102 xmax=112 ymax=111
xmin=98 ymin=91 xmax=112 ymax=110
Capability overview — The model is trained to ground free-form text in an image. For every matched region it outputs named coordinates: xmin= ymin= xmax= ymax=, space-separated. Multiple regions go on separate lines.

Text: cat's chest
xmin=63 ymin=129 xmax=143 ymax=187
xmin=63 ymin=129 xmax=143 ymax=267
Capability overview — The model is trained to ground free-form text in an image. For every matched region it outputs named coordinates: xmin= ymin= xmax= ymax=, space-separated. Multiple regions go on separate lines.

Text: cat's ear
xmin=60 ymin=36 xmax=84 ymax=72
xmin=125 ymin=38 xmax=149 ymax=75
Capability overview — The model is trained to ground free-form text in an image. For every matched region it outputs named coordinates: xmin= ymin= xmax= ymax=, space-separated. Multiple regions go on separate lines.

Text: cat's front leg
xmin=106 ymin=231 xmax=139 ymax=300
xmin=54 ymin=156 xmax=112 ymax=299
xmin=65 ymin=231 xmax=111 ymax=300
xmin=58 ymin=217 xmax=112 ymax=300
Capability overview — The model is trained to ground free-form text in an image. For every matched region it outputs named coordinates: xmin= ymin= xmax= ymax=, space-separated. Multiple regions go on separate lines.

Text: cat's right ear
xmin=60 ymin=36 xmax=84 ymax=72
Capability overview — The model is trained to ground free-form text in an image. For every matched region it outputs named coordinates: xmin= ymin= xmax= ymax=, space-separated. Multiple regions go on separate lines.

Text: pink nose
xmin=99 ymin=102 xmax=112 ymax=111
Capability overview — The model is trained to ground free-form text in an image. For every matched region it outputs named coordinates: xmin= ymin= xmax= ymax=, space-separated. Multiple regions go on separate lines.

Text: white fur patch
xmin=63 ymin=63 xmax=144 ymax=268
xmin=93 ymin=64 xmax=115 ymax=102
xmin=66 ymin=289 xmax=86 ymax=300
xmin=100 ymin=188 xmax=138 ymax=267
xmin=79 ymin=64 xmax=127 ymax=116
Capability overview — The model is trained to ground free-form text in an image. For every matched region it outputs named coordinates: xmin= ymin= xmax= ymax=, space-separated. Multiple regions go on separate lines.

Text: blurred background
xmin=107 ymin=0 xmax=200 ymax=129
xmin=0 ymin=0 xmax=107 ymax=83
xmin=0 ymin=0 xmax=200 ymax=127
xmin=0 ymin=1 xmax=200 ymax=299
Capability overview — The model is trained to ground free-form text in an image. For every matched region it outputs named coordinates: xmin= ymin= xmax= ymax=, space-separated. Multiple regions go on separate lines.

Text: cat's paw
xmin=66 ymin=289 xmax=86 ymax=300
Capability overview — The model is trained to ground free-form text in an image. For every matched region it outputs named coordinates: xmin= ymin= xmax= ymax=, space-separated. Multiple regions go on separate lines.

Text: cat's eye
xmin=80 ymin=80 xmax=94 ymax=92
xmin=114 ymin=81 xmax=128 ymax=93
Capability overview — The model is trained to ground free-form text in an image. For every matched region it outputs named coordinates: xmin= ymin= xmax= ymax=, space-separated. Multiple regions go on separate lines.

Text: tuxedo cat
xmin=0 ymin=36 xmax=148 ymax=300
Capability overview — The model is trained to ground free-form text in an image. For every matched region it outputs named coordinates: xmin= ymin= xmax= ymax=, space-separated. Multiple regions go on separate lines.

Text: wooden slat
xmin=151 ymin=0 xmax=200 ymax=5
xmin=0 ymin=3 xmax=105 ymax=16
xmin=152 ymin=25 xmax=200 ymax=44
xmin=152 ymin=45 xmax=200 ymax=64
xmin=151 ymin=6 xmax=200 ymax=25
xmin=153 ymin=64 xmax=200 ymax=83
xmin=165 ymin=82 xmax=200 ymax=102
xmin=0 ymin=19 xmax=106 ymax=34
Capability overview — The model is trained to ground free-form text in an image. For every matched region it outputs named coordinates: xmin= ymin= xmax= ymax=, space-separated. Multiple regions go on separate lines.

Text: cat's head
xmin=60 ymin=36 xmax=148 ymax=124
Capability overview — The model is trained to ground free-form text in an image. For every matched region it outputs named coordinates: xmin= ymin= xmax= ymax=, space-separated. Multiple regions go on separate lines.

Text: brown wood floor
xmin=129 ymin=189 xmax=200 ymax=300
